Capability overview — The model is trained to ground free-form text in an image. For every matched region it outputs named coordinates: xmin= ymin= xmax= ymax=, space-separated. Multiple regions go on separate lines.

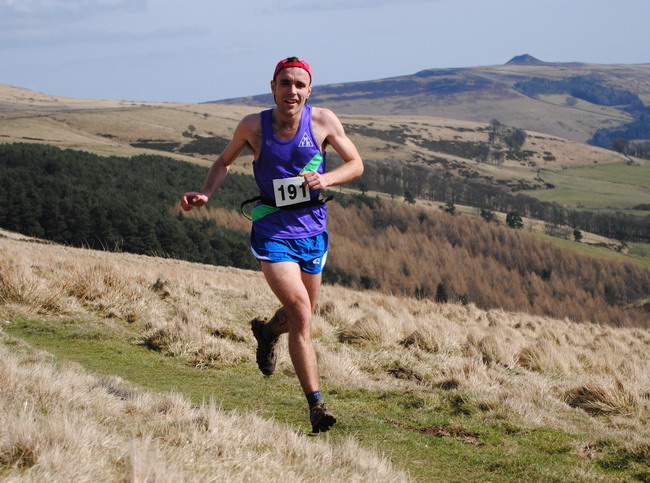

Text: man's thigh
xmin=261 ymin=261 xmax=321 ymax=312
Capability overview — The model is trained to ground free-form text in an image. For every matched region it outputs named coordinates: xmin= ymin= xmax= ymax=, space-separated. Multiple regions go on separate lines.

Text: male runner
xmin=181 ymin=57 xmax=363 ymax=432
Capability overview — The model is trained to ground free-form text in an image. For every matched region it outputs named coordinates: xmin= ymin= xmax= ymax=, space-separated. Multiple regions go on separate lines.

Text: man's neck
xmin=272 ymin=107 xmax=303 ymax=139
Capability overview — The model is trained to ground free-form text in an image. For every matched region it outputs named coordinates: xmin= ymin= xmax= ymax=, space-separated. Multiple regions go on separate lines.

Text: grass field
xmin=3 ymin=318 xmax=600 ymax=482
xmin=1 ymin=233 xmax=649 ymax=481
xmin=524 ymin=160 xmax=650 ymax=214
xmin=561 ymin=160 xmax=650 ymax=188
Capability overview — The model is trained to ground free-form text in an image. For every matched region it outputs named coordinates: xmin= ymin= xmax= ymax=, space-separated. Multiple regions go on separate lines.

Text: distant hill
xmin=212 ymin=56 xmax=650 ymax=145
xmin=506 ymin=54 xmax=547 ymax=65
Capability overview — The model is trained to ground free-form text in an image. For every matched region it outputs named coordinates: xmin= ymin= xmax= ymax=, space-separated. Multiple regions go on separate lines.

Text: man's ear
xmin=270 ymin=80 xmax=279 ymax=104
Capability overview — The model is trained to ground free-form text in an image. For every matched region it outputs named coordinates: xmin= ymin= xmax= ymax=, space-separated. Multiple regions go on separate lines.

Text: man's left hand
xmin=300 ymin=171 xmax=328 ymax=191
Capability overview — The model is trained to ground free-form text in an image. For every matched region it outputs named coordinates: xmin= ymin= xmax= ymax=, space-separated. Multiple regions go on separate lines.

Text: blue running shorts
xmin=250 ymin=229 xmax=329 ymax=274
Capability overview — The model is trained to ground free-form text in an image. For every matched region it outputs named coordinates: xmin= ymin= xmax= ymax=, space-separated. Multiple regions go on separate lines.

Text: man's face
xmin=271 ymin=67 xmax=312 ymax=116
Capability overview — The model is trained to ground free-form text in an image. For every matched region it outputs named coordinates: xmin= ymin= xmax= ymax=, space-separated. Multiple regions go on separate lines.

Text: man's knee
xmin=285 ymin=303 xmax=313 ymax=334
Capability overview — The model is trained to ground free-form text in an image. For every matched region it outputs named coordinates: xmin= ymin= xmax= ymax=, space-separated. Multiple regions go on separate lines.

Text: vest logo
xmin=298 ymin=132 xmax=314 ymax=148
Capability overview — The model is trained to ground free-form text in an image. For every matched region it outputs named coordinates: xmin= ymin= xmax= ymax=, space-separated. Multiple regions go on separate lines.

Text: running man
xmin=181 ymin=57 xmax=363 ymax=432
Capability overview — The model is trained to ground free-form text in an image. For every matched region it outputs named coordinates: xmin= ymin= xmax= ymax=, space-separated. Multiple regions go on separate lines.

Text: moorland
xmin=1 ymin=56 xmax=649 ymax=480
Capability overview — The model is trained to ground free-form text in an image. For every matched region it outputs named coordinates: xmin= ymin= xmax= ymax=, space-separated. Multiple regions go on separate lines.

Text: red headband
xmin=273 ymin=58 xmax=312 ymax=83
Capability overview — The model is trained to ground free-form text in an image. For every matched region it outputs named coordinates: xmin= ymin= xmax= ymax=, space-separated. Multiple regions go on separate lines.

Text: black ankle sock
xmin=306 ymin=391 xmax=324 ymax=409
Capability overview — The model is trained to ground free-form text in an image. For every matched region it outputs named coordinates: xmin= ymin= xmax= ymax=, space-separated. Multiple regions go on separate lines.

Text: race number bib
xmin=272 ymin=176 xmax=310 ymax=207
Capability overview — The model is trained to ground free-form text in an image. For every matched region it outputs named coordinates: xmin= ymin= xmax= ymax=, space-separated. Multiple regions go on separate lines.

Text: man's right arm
xmin=302 ymin=108 xmax=363 ymax=192
xmin=181 ymin=114 xmax=257 ymax=211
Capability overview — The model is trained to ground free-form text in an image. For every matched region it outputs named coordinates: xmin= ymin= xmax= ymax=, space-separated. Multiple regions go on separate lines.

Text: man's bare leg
xmin=257 ymin=261 xmax=336 ymax=432
xmin=260 ymin=261 xmax=321 ymax=394
xmin=267 ymin=269 xmax=320 ymax=333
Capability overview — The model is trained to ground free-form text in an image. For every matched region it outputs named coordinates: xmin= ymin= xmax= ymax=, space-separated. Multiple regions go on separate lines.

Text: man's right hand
xmin=180 ymin=192 xmax=209 ymax=211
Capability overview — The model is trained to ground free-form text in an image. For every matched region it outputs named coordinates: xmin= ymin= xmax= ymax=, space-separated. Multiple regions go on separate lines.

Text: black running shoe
xmin=310 ymin=403 xmax=337 ymax=433
xmin=251 ymin=317 xmax=278 ymax=376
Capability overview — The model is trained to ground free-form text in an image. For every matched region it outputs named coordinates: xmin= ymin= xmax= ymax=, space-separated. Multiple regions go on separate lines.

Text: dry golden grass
xmin=1 ymin=227 xmax=650 ymax=479
xmin=0 ymin=336 xmax=406 ymax=482
xmin=0 ymin=83 xmax=258 ymax=166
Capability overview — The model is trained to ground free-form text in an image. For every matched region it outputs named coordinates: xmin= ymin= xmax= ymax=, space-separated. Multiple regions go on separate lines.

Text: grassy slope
xmin=3 ymin=317 xmax=587 ymax=482
xmin=535 ymin=232 xmax=649 ymax=269
xmin=524 ymin=159 xmax=650 ymax=213
xmin=1 ymin=233 xmax=649 ymax=481
xmin=1 ymin=331 xmax=406 ymax=482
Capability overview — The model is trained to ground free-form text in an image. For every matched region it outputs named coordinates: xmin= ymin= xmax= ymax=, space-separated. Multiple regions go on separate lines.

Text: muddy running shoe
xmin=310 ymin=403 xmax=337 ymax=433
xmin=251 ymin=317 xmax=278 ymax=376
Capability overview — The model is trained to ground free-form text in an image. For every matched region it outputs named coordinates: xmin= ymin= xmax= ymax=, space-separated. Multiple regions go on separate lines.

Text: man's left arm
xmin=301 ymin=108 xmax=364 ymax=191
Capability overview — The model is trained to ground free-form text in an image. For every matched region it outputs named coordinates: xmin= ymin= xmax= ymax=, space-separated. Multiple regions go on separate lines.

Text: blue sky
xmin=1 ymin=0 xmax=648 ymax=103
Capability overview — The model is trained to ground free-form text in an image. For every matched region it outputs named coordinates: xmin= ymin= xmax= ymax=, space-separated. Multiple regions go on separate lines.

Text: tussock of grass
xmin=564 ymin=379 xmax=640 ymax=416
xmin=516 ymin=339 xmax=574 ymax=375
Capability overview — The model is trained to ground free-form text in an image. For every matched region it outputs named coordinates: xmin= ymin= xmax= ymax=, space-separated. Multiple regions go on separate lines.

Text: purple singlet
xmin=251 ymin=105 xmax=327 ymax=239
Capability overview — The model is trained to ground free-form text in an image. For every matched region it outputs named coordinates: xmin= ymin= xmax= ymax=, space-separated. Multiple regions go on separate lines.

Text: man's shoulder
xmin=310 ymin=106 xmax=340 ymax=128
xmin=237 ymin=111 xmax=263 ymax=133
xmin=310 ymin=106 xmax=335 ymax=118
xmin=241 ymin=111 xmax=263 ymax=125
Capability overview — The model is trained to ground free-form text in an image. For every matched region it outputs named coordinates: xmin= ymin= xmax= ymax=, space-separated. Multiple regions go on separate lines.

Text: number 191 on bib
xmin=273 ymin=176 xmax=310 ymax=207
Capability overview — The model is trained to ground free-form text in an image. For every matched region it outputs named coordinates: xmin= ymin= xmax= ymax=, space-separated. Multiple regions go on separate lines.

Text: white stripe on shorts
xmin=250 ymin=245 xmax=273 ymax=261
